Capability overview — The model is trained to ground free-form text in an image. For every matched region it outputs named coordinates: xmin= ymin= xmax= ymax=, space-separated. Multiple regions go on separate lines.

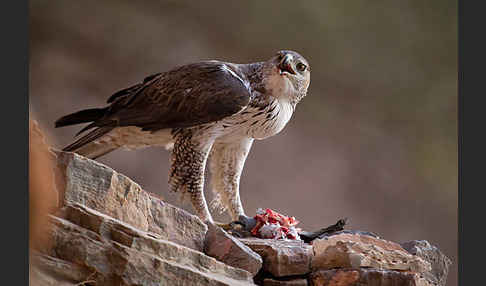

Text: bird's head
xmin=262 ymin=50 xmax=311 ymax=104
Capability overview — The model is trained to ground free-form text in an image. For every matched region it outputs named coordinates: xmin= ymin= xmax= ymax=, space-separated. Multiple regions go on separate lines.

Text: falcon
xmin=55 ymin=50 xmax=311 ymax=226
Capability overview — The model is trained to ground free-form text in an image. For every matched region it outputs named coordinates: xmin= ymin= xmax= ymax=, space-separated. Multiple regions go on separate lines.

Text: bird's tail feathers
xmin=55 ymin=107 xmax=108 ymax=128
xmin=62 ymin=126 xmax=114 ymax=155
xmin=73 ymin=139 xmax=119 ymax=160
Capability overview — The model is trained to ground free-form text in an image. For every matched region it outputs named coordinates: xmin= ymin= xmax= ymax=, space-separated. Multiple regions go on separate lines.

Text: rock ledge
xmin=30 ymin=150 xmax=451 ymax=286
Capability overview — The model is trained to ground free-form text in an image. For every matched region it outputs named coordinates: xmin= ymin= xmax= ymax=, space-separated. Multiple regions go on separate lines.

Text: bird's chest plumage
xmin=220 ymin=98 xmax=294 ymax=140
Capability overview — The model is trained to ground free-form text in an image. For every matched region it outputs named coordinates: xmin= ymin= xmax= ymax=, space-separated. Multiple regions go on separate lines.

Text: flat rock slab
xmin=239 ymin=238 xmax=313 ymax=277
xmin=53 ymin=151 xmax=207 ymax=251
xmin=43 ymin=203 xmax=255 ymax=286
xmin=312 ymin=233 xmax=431 ymax=273
xmin=205 ymin=223 xmax=263 ymax=276
xmin=310 ymin=269 xmax=433 ymax=286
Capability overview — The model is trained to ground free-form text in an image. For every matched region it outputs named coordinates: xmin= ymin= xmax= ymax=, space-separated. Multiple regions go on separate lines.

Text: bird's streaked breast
xmin=219 ymin=97 xmax=294 ymax=140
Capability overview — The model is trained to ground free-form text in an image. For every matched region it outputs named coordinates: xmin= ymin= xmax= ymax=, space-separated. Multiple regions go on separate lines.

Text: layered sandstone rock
xmin=31 ymin=150 xmax=257 ymax=285
xmin=53 ymin=150 xmax=207 ymax=251
xmin=239 ymin=238 xmax=313 ymax=277
xmin=240 ymin=232 xmax=449 ymax=286
xmin=311 ymin=233 xmax=431 ymax=273
xmin=309 ymin=268 xmax=433 ymax=286
xmin=30 ymin=149 xmax=451 ymax=286
xmin=263 ymin=278 xmax=308 ymax=286
xmin=32 ymin=203 xmax=255 ymax=285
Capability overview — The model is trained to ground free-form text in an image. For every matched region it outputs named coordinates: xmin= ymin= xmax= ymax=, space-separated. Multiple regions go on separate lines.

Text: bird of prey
xmin=55 ymin=50 xmax=311 ymax=226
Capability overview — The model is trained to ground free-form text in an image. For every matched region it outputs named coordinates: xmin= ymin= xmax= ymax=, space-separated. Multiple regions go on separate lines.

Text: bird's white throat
xmin=264 ymin=67 xmax=293 ymax=97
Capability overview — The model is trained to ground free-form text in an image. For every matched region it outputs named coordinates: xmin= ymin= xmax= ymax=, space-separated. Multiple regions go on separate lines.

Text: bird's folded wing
xmin=101 ymin=61 xmax=253 ymax=132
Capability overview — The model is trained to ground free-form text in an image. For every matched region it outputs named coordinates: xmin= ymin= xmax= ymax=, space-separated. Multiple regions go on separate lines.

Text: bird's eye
xmin=296 ymin=63 xmax=307 ymax=72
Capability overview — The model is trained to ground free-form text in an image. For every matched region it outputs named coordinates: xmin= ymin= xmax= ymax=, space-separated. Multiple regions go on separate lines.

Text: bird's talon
xmin=216 ymin=222 xmax=233 ymax=231
xmin=230 ymin=221 xmax=245 ymax=228
xmin=215 ymin=216 xmax=256 ymax=238
xmin=216 ymin=220 xmax=245 ymax=230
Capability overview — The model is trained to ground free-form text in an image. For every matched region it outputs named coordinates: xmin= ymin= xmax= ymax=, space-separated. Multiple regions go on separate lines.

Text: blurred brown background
xmin=29 ymin=1 xmax=457 ymax=284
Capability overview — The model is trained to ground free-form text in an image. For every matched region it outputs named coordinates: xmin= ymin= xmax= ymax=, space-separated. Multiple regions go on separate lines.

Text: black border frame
xmin=459 ymin=0 xmax=482 ymax=285
xmin=4 ymin=0 xmax=29 ymax=285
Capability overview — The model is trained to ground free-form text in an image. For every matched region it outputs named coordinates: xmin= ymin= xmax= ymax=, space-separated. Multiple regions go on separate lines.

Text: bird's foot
xmin=216 ymin=215 xmax=257 ymax=238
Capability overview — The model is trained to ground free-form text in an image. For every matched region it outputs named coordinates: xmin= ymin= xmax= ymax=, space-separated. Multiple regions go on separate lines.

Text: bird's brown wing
xmin=106 ymin=72 xmax=162 ymax=104
xmin=93 ymin=61 xmax=252 ymax=132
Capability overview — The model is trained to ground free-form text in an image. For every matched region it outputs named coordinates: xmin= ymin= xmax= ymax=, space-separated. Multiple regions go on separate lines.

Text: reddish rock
xmin=204 ymin=222 xmax=263 ymax=276
xmin=310 ymin=269 xmax=432 ymax=286
xmin=239 ymin=238 xmax=313 ymax=277
xmin=29 ymin=120 xmax=59 ymax=251
xmin=312 ymin=233 xmax=431 ymax=273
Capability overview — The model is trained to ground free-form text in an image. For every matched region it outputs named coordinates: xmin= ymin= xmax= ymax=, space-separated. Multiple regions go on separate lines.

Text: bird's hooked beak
xmin=278 ymin=54 xmax=295 ymax=75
